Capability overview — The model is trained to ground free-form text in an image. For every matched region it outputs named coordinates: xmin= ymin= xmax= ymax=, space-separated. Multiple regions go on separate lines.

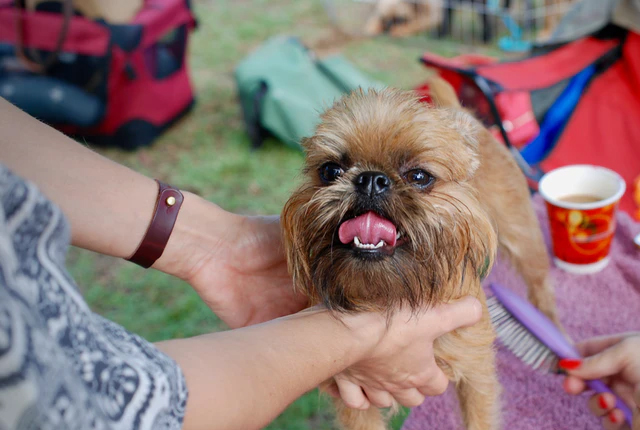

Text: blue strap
xmin=520 ymin=64 xmax=597 ymax=165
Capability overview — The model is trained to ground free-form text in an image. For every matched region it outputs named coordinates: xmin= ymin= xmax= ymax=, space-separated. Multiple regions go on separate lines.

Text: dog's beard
xmin=283 ymin=176 xmax=495 ymax=312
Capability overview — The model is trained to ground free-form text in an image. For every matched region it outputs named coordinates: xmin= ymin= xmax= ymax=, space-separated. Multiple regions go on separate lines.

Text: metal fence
xmin=322 ymin=0 xmax=582 ymax=51
xmin=438 ymin=0 xmax=580 ymax=50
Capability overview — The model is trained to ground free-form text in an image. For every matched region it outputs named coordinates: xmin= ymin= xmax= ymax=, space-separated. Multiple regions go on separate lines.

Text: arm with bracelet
xmin=0 ymin=95 xmax=305 ymax=328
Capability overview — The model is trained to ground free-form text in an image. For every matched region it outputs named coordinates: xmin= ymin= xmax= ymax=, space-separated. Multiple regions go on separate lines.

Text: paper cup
xmin=539 ymin=165 xmax=626 ymax=275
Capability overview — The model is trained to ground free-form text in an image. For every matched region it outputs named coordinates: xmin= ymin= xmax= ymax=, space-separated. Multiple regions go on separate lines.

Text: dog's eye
xmin=319 ymin=162 xmax=344 ymax=183
xmin=404 ymin=169 xmax=435 ymax=189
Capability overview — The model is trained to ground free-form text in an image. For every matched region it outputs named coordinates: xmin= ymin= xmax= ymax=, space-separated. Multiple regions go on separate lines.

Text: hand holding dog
xmin=329 ymin=297 xmax=483 ymax=410
xmin=0 ymin=95 xmax=307 ymax=331
xmin=177 ymin=204 xmax=484 ymax=412
xmin=561 ymin=333 xmax=640 ymax=430
xmin=170 ymin=207 xmax=308 ymax=329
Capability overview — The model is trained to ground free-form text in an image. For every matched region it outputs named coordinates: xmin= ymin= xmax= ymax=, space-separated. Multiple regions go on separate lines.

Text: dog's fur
xmin=281 ymin=77 xmax=558 ymax=430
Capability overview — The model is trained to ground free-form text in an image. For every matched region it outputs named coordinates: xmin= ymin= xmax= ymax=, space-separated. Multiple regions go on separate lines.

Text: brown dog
xmin=281 ymin=77 xmax=558 ymax=430
xmin=364 ymin=0 xmax=443 ymax=37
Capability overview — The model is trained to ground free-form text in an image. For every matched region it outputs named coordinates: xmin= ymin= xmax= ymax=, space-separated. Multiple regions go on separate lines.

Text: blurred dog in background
xmin=364 ymin=0 xmax=444 ymax=37
xmin=364 ymin=0 xmax=576 ymax=42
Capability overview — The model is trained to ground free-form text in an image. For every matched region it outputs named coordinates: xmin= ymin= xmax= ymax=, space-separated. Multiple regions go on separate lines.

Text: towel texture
xmin=402 ymin=195 xmax=640 ymax=430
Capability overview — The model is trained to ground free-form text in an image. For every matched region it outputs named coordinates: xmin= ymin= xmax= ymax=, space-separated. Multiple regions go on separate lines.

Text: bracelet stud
xmin=127 ymin=180 xmax=183 ymax=268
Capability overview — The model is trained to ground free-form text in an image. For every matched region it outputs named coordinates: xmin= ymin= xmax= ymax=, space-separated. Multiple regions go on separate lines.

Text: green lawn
xmin=67 ymin=1 xmax=500 ymax=428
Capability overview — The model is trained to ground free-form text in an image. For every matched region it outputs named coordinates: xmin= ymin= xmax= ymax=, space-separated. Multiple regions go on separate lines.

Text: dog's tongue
xmin=338 ymin=212 xmax=397 ymax=246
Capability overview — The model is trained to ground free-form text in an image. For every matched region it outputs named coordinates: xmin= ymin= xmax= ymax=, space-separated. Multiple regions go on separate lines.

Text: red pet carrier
xmin=0 ymin=0 xmax=196 ymax=149
xmin=417 ymin=26 xmax=640 ymax=220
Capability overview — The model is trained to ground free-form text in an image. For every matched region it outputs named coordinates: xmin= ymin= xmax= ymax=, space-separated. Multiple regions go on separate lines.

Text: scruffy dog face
xmin=282 ymin=89 xmax=497 ymax=312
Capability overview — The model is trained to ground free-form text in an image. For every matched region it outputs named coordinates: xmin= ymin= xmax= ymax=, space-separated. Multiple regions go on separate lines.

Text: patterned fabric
xmin=0 ymin=165 xmax=187 ymax=430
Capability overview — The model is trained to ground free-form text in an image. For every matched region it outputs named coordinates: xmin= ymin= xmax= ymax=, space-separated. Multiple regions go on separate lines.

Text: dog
xmin=538 ymin=0 xmax=577 ymax=41
xmin=364 ymin=0 xmax=444 ymax=37
xmin=364 ymin=0 xmax=493 ymax=42
xmin=364 ymin=0 xmax=575 ymax=42
xmin=281 ymin=77 xmax=559 ymax=430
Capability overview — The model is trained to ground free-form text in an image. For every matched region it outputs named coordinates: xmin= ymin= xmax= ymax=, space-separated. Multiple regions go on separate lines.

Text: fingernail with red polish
xmin=608 ymin=411 xmax=618 ymax=424
xmin=598 ymin=394 xmax=609 ymax=410
xmin=558 ymin=358 xmax=582 ymax=370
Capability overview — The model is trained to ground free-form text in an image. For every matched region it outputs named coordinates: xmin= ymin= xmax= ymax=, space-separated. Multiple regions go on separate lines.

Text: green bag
xmin=235 ymin=36 xmax=385 ymax=149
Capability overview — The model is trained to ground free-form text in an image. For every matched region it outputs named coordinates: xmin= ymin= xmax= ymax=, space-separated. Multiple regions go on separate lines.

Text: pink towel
xmin=402 ymin=195 xmax=640 ymax=430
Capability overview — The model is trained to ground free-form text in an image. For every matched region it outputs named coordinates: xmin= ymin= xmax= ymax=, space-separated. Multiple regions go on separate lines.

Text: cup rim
xmin=539 ymin=164 xmax=626 ymax=210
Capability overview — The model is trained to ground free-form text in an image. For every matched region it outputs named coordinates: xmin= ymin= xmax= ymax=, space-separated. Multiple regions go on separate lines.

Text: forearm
xmin=155 ymin=308 xmax=379 ymax=430
xmin=0 ymin=97 xmax=158 ymax=255
xmin=0 ymin=97 xmax=222 ymax=278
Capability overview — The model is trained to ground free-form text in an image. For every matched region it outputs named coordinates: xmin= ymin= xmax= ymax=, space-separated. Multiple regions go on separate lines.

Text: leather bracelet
xmin=127 ymin=180 xmax=184 ymax=268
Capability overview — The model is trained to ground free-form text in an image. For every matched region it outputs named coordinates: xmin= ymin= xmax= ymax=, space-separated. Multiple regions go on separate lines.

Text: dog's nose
xmin=354 ymin=171 xmax=391 ymax=197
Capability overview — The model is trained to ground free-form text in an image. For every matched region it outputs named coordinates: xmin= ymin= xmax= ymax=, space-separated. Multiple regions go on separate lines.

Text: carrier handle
xmin=14 ymin=0 xmax=73 ymax=74
xmin=470 ymin=73 xmax=542 ymax=184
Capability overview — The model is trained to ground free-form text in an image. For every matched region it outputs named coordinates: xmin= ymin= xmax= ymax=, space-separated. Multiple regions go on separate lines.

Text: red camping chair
xmin=417 ymin=27 xmax=640 ymax=219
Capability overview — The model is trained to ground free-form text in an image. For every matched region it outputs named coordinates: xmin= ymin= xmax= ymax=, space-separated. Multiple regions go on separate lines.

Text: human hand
xmin=326 ymin=297 xmax=483 ymax=410
xmin=188 ymin=214 xmax=308 ymax=329
xmin=156 ymin=194 xmax=307 ymax=329
xmin=561 ymin=333 xmax=640 ymax=430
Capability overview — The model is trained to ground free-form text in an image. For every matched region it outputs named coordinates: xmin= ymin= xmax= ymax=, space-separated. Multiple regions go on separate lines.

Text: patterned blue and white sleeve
xmin=0 ymin=165 xmax=188 ymax=430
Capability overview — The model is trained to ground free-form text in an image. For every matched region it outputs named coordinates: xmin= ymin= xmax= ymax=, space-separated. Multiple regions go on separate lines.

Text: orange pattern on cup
xmin=546 ymin=202 xmax=617 ymax=265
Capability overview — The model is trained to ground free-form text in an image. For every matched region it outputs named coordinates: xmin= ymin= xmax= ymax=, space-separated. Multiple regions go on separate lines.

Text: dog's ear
xmin=423 ymin=76 xmax=483 ymax=153
xmin=300 ymin=135 xmax=328 ymax=166
xmin=428 ymin=107 xmax=483 ymax=179
xmin=443 ymin=108 xmax=483 ymax=152
xmin=300 ymin=136 xmax=314 ymax=151
xmin=300 ymin=135 xmax=324 ymax=163
xmin=427 ymin=75 xmax=461 ymax=109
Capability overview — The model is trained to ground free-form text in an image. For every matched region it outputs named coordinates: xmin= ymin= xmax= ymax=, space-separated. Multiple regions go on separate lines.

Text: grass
xmin=67 ymin=1 xmax=504 ymax=428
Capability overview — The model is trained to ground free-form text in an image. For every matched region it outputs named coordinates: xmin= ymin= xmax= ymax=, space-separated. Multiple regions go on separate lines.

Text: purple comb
xmin=488 ymin=282 xmax=633 ymax=425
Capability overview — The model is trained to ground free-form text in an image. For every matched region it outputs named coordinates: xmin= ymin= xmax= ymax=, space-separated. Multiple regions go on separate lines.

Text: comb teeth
xmin=487 ymin=296 xmax=559 ymax=373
